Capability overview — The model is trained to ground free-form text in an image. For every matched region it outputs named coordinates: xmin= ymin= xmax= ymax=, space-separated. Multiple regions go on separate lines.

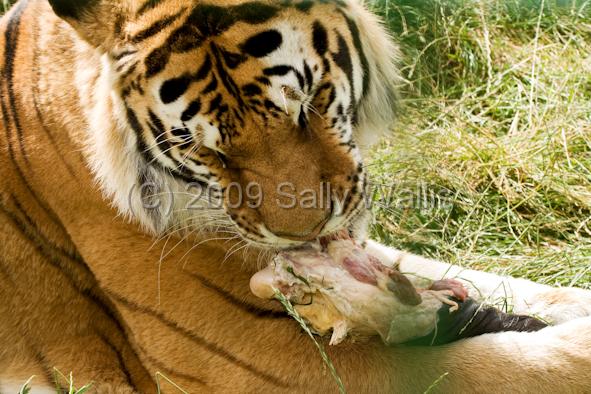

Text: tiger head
xmin=51 ymin=0 xmax=399 ymax=249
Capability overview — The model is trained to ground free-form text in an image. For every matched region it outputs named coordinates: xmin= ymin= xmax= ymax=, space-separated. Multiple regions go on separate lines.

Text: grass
xmin=368 ymin=0 xmax=591 ymax=290
xmin=1 ymin=0 xmax=10 ymax=13
xmin=274 ymin=291 xmax=346 ymax=393
xmin=18 ymin=370 xmax=93 ymax=394
xmin=2 ymin=0 xmax=590 ymax=392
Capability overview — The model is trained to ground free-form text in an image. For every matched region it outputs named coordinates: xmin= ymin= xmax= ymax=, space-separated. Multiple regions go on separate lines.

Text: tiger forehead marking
xmin=123 ymin=1 xmax=364 ymax=141
xmin=71 ymin=0 xmax=399 ymax=246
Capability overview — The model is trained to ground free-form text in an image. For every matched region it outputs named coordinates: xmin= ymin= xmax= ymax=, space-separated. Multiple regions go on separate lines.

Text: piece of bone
xmin=251 ymin=238 xmax=548 ymax=346
xmin=250 ymin=240 xmax=458 ymax=345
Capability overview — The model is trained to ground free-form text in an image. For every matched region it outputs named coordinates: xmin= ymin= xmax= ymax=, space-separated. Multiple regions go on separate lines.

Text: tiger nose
xmin=269 ymin=210 xmax=332 ymax=242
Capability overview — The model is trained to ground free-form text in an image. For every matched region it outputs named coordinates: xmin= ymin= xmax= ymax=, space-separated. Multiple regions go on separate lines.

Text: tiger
xmin=0 ymin=0 xmax=590 ymax=392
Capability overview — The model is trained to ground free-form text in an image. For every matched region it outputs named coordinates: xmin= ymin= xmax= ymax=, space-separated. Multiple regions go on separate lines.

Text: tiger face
xmin=55 ymin=0 xmax=399 ymax=249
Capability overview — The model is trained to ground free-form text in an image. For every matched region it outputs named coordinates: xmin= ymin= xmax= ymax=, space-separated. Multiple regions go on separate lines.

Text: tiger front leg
xmin=366 ymin=240 xmax=591 ymax=327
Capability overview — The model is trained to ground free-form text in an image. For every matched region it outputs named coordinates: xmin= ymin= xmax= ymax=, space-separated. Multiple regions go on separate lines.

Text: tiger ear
xmin=47 ymin=0 xmax=127 ymax=49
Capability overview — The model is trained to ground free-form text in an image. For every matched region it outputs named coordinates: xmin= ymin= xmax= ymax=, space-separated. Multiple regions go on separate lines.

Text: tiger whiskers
xmin=156 ymin=229 xmax=243 ymax=305
xmin=154 ymin=221 xmax=236 ymax=256
xmin=222 ymin=239 xmax=250 ymax=266
xmin=148 ymin=141 xmax=183 ymax=166
xmin=175 ymin=142 xmax=203 ymax=173
xmin=282 ymin=85 xmax=328 ymax=126
xmin=279 ymin=86 xmax=290 ymax=115
xmin=255 ymin=247 xmax=275 ymax=270
xmin=303 ymin=101 xmax=325 ymax=124
xmin=179 ymin=233 xmax=242 ymax=267
xmin=146 ymin=127 xmax=203 ymax=165
xmin=141 ymin=133 xmax=183 ymax=154
xmin=151 ymin=214 xmax=236 ymax=255
xmin=157 ymin=233 xmax=173 ymax=306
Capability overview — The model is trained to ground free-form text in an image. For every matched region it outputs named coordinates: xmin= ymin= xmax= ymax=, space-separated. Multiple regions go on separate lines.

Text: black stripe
xmin=159 ymin=55 xmax=211 ymax=104
xmin=220 ymin=48 xmax=245 ymax=69
xmin=303 ymin=61 xmax=313 ymax=91
xmin=3 ymin=0 xmax=29 ymax=165
xmin=239 ymin=29 xmax=283 ymax=58
xmin=146 ymin=111 xmax=194 ymax=178
xmin=242 ymin=83 xmax=262 ymax=97
xmin=126 ymin=106 xmax=153 ymax=163
xmin=0 ymin=254 xmax=15 ymax=286
xmin=312 ymin=21 xmax=329 ymax=57
xmin=323 ymin=82 xmax=337 ymax=112
xmin=0 ymin=0 xmax=66 ymax=233
xmin=160 ymin=75 xmax=192 ymax=104
xmin=145 ymin=46 xmax=171 ymax=78
xmin=0 ymin=198 xmax=151 ymax=383
xmin=131 ymin=9 xmax=185 ymax=43
xmin=112 ymin=50 xmax=138 ymax=61
xmin=264 ymin=99 xmax=282 ymax=114
xmin=171 ymin=126 xmax=193 ymax=142
xmin=137 ymin=344 xmax=208 ymax=386
xmin=95 ymin=331 xmax=139 ymax=391
xmin=48 ymin=0 xmax=97 ymax=19
xmin=185 ymin=271 xmax=287 ymax=319
xmin=343 ymin=13 xmax=370 ymax=98
xmin=119 ymin=62 xmax=138 ymax=81
xmin=195 ymin=54 xmax=212 ymax=81
xmin=144 ymin=2 xmax=280 ymax=79
xmin=263 ymin=65 xmax=305 ymax=89
xmin=263 ymin=65 xmax=291 ymax=76
xmin=207 ymin=94 xmax=223 ymax=114
xmin=137 ymin=0 xmax=165 ymax=16
xmin=173 ymin=168 xmax=207 ymax=186
xmin=127 ymin=105 xmax=208 ymax=187
xmin=167 ymin=23 xmax=205 ymax=53
xmin=255 ymin=76 xmax=270 ymax=86
xmin=211 ymin=43 xmax=244 ymax=105
xmin=187 ymin=2 xmax=280 ymax=37
xmin=6 ymin=195 xmax=93 ymax=287
xmin=31 ymin=23 xmax=79 ymax=180
xmin=201 ymin=75 xmax=218 ymax=95
xmin=331 ymin=32 xmax=355 ymax=108
xmin=10 ymin=196 xmax=79 ymax=262
xmin=181 ymin=99 xmax=201 ymax=122
xmin=29 ymin=345 xmax=55 ymax=386
xmin=114 ymin=14 xmax=125 ymax=37
xmin=107 ymin=290 xmax=290 ymax=388
xmin=295 ymin=0 xmax=314 ymax=12
xmin=147 ymin=109 xmax=169 ymax=151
